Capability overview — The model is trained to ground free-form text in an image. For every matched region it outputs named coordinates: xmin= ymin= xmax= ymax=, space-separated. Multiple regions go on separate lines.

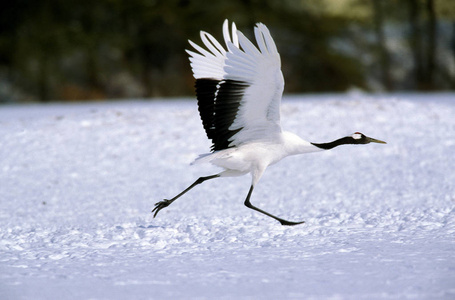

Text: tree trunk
xmin=38 ymin=54 xmax=49 ymax=102
xmin=408 ymin=0 xmax=425 ymax=90
xmin=372 ymin=0 xmax=392 ymax=91
xmin=425 ymin=0 xmax=437 ymax=90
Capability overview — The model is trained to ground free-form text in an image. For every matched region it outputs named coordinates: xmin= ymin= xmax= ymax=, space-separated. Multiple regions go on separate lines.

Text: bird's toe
xmin=152 ymin=199 xmax=172 ymax=218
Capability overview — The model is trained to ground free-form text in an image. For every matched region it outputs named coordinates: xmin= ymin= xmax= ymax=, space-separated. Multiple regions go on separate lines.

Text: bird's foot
xmin=152 ymin=199 xmax=172 ymax=218
xmin=277 ymin=218 xmax=305 ymax=226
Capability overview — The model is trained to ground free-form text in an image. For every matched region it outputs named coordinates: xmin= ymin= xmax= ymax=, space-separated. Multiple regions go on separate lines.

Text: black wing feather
xmin=195 ymin=78 xmax=249 ymax=151
xmin=195 ymin=79 xmax=218 ymax=140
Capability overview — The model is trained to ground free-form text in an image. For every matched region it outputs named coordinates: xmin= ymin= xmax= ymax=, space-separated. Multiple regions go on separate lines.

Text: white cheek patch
xmin=352 ymin=133 xmax=362 ymax=140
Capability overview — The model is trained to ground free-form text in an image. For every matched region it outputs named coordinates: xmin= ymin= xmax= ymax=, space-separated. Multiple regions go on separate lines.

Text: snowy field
xmin=1 ymin=93 xmax=454 ymax=300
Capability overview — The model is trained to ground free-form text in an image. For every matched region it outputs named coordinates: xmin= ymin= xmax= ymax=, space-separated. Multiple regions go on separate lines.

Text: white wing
xmin=186 ymin=21 xmax=239 ymax=80
xmin=187 ymin=20 xmax=284 ymax=151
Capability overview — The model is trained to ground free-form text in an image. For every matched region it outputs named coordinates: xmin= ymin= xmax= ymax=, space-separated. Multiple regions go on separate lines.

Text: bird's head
xmin=350 ymin=132 xmax=387 ymax=145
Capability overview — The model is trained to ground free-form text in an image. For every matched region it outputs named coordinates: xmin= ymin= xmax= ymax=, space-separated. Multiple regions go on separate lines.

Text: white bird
xmin=153 ymin=20 xmax=386 ymax=225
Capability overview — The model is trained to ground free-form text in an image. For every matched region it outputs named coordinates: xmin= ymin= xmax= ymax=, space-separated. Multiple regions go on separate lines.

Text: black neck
xmin=311 ymin=136 xmax=354 ymax=150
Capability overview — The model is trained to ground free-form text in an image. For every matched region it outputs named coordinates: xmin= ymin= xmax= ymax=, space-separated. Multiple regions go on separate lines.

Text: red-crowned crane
xmin=153 ymin=20 xmax=386 ymax=225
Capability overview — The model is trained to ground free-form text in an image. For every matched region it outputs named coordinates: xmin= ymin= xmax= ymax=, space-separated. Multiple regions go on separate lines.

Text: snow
xmin=1 ymin=93 xmax=454 ymax=300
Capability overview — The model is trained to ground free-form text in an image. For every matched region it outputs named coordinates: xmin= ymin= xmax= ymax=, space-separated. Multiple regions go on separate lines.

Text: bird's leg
xmin=244 ymin=185 xmax=305 ymax=226
xmin=152 ymin=174 xmax=220 ymax=218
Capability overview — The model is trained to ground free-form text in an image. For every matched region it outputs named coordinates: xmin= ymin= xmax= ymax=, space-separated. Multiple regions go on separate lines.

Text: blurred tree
xmin=0 ymin=0 xmax=453 ymax=102
xmin=435 ymin=0 xmax=455 ymax=89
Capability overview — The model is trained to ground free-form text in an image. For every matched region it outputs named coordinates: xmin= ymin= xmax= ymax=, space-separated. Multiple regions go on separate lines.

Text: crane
xmin=152 ymin=20 xmax=386 ymax=226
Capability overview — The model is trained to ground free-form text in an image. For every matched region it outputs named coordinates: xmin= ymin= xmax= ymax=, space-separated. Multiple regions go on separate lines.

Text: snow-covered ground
xmin=1 ymin=93 xmax=454 ymax=300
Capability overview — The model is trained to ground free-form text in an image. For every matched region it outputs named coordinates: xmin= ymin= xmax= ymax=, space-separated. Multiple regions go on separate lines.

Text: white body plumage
xmin=194 ymin=131 xmax=319 ymax=185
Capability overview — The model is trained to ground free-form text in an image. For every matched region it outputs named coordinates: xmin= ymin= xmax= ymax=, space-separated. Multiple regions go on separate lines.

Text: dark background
xmin=1 ymin=0 xmax=454 ymax=102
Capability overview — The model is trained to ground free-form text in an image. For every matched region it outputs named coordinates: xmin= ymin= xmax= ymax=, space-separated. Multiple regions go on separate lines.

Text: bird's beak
xmin=366 ymin=136 xmax=387 ymax=144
